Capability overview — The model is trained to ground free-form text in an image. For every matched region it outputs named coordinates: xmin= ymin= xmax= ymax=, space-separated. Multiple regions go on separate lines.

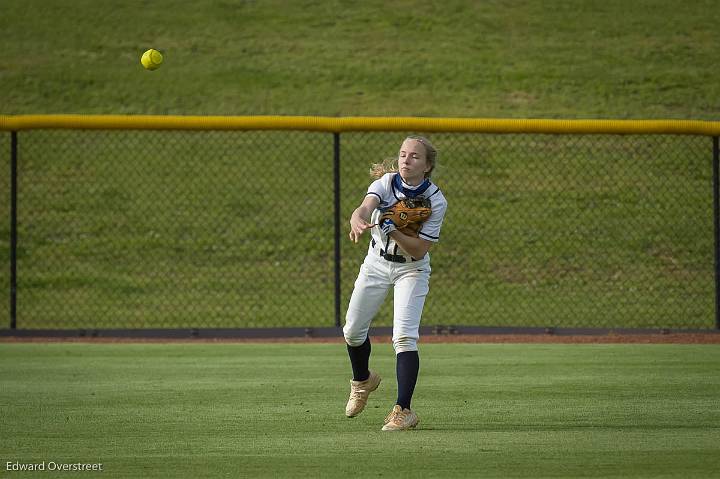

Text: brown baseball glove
xmin=379 ymin=197 xmax=432 ymax=237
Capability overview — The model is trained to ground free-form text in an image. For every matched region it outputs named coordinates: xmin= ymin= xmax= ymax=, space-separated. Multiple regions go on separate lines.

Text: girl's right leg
xmin=343 ymin=257 xmax=391 ymax=417
xmin=343 ymin=257 xmax=391 ymax=381
xmin=343 ymin=256 xmax=391 ymax=381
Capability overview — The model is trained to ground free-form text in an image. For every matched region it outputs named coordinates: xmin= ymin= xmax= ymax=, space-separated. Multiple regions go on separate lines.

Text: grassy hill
xmin=2 ymin=0 xmax=720 ymax=119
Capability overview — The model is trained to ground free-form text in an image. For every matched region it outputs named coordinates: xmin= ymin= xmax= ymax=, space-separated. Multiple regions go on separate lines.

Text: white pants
xmin=343 ymin=251 xmax=431 ymax=353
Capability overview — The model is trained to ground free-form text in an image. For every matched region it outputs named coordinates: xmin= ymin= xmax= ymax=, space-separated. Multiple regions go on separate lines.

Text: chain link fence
xmin=1 ymin=126 xmax=716 ymax=330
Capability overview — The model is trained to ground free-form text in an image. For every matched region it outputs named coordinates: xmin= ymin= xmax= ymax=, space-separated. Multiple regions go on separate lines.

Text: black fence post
xmin=333 ymin=132 xmax=341 ymax=328
xmin=10 ymin=131 xmax=18 ymax=329
xmin=713 ymin=136 xmax=720 ymax=330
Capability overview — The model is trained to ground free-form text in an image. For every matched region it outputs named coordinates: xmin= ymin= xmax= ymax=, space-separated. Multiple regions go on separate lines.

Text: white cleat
xmin=381 ymin=405 xmax=419 ymax=431
xmin=345 ymin=370 xmax=381 ymax=417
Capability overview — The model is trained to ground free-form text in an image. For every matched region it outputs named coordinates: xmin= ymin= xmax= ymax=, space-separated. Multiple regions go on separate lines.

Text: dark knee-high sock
xmin=396 ymin=350 xmax=419 ymax=410
xmin=347 ymin=337 xmax=371 ymax=382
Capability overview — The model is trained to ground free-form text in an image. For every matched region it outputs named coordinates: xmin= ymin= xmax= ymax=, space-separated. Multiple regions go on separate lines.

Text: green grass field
xmin=1 ymin=342 xmax=719 ymax=478
xmin=2 ymin=3 xmax=719 ymax=479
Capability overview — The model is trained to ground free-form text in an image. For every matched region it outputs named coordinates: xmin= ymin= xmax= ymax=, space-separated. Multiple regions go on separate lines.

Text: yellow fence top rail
xmin=2 ymin=115 xmax=720 ymax=136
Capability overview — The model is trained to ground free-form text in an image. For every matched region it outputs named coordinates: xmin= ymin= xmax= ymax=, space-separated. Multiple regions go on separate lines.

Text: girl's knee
xmin=343 ymin=325 xmax=367 ymax=347
xmin=392 ymin=336 xmax=418 ymax=353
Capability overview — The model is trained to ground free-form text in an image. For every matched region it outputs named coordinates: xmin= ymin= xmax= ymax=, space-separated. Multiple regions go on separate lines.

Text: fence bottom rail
xmin=1 ymin=326 xmax=719 ymax=340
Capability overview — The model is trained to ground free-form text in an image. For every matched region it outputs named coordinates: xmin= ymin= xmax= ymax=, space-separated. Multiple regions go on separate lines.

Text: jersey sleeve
xmin=366 ymin=174 xmax=393 ymax=209
xmin=418 ymin=193 xmax=447 ymax=242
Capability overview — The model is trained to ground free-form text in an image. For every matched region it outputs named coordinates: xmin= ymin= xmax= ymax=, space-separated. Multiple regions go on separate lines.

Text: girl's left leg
xmin=395 ymin=350 xmax=419 ymax=410
xmin=391 ymin=267 xmax=430 ymax=410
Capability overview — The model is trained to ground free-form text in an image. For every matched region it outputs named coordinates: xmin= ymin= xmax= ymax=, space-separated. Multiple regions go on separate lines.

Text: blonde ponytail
xmin=369 ymin=157 xmax=398 ymax=179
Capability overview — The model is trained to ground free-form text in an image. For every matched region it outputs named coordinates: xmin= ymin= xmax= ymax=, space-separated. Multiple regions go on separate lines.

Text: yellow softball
xmin=141 ymin=49 xmax=163 ymax=70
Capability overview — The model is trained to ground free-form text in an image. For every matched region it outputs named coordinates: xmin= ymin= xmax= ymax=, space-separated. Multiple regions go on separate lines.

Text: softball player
xmin=343 ymin=135 xmax=448 ymax=431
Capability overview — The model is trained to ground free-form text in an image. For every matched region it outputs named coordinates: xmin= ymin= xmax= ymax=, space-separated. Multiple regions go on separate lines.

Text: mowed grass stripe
xmin=1 ymin=343 xmax=718 ymax=478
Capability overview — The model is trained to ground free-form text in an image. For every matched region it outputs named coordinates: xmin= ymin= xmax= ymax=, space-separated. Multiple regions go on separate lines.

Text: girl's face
xmin=398 ymin=139 xmax=430 ymax=184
